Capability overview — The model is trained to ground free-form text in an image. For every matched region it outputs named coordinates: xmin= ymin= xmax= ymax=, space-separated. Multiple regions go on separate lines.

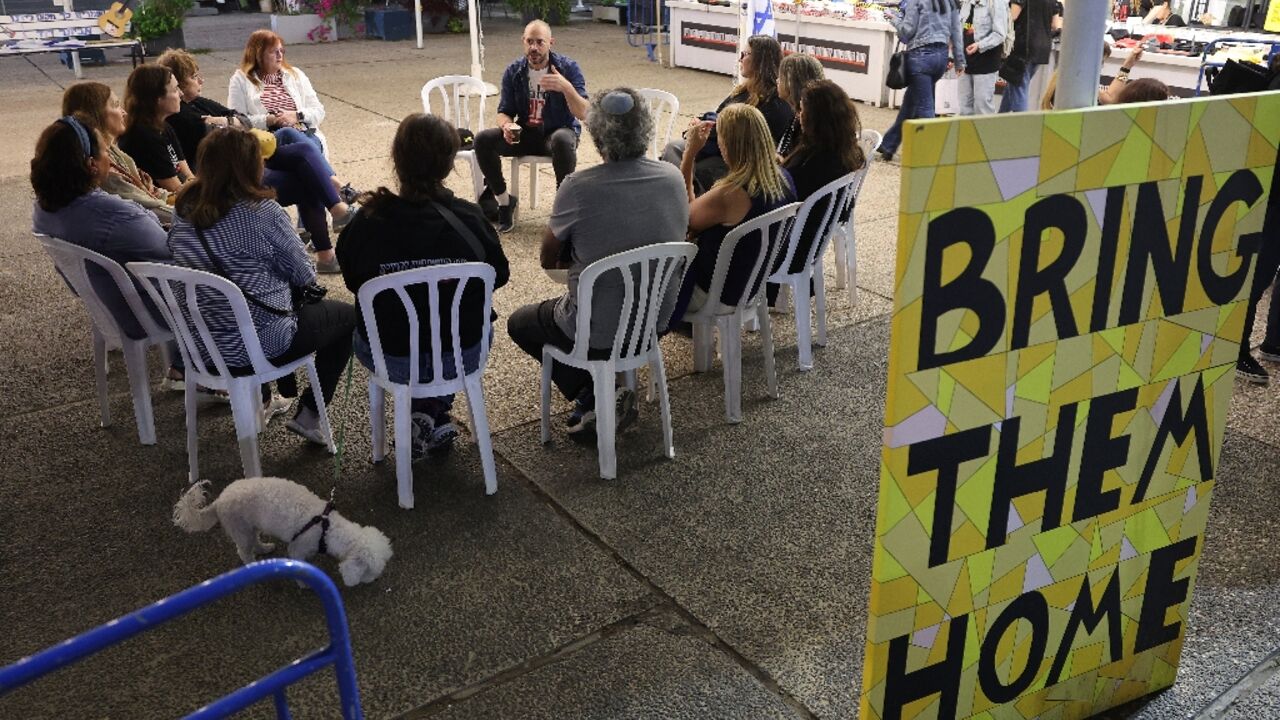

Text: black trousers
xmin=266 ymin=299 xmax=356 ymax=410
xmin=508 ymin=298 xmax=611 ymax=402
xmin=1240 ymin=159 xmax=1280 ymax=359
xmin=474 ymin=125 xmax=579 ymax=197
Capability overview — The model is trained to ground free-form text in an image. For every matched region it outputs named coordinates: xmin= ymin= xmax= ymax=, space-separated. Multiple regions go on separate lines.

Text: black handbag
xmin=886 ymin=48 xmax=908 ymax=90
xmin=999 ymin=53 xmax=1027 ymax=84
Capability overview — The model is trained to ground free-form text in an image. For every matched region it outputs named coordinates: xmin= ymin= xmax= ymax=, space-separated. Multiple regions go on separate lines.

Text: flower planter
xmin=142 ymin=26 xmax=186 ymax=56
xmin=591 ymin=4 xmax=625 ymax=24
xmin=270 ymin=13 xmax=337 ymax=43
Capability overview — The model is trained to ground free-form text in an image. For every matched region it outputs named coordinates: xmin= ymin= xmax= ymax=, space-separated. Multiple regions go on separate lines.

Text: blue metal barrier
xmin=627 ymin=0 xmax=670 ymax=62
xmin=0 ymin=559 xmax=363 ymax=719
xmin=1194 ymin=37 xmax=1280 ymax=96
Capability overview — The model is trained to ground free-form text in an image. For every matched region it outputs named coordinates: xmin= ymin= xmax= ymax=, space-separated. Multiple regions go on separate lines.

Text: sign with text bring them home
xmin=861 ymin=93 xmax=1280 ymax=720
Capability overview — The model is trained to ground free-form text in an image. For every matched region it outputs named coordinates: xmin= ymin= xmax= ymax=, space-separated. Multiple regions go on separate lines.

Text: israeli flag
xmin=752 ymin=0 xmax=776 ymax=36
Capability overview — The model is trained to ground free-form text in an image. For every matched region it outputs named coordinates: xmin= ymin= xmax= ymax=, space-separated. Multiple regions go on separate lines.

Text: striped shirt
xmin=168 ymin=200 xmax=315 ymax=367
xmin=259 ymin=72 xmax=298 ymax=116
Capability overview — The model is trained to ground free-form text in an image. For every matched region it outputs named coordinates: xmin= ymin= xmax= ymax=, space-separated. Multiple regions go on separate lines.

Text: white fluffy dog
xmin=174 ymin=477 xmax=392 ymax=586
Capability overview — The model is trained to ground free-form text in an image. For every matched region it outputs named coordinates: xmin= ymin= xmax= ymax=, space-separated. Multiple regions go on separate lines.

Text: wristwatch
xmin=1118 ymin=66 xmax=1131 ymax=74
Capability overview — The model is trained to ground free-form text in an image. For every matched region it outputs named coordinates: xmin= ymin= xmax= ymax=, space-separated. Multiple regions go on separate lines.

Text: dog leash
xmin=331 ymin=354 xmax=355 ymax=484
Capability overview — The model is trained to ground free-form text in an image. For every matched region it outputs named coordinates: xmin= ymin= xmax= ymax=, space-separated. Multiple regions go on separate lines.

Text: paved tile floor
xmin=0 ymin=14 xmax=1278 ymax=719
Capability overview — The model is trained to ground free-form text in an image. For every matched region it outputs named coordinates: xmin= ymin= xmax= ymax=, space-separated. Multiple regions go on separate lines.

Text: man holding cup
xmin=474 ymin=20 xmax=589 ymax=233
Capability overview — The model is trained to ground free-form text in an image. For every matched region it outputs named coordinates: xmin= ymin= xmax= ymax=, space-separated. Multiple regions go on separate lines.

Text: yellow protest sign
xmin=861 ymin=93 xmax=1280 ymax=720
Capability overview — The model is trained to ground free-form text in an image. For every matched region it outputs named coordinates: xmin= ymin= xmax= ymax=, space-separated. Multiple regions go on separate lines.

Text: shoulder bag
xmin=886 ymin=44 xmax=909 ymax=90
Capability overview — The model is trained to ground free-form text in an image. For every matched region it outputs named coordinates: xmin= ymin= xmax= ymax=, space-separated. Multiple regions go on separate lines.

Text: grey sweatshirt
xmin=890 ymin=0 xmax=966 ymax=68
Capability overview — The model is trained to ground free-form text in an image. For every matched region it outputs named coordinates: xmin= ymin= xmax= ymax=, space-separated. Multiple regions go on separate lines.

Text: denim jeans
xmin=264 ymin=139 xmax=342 ymax=252
xmin=959 ymin=72 xmax=998 ymax=115
xmin=998 ymin=62 xmax=1041 ymax=113
xmin=273 ymin=126 xmax=337 ymax=179
xmin=881 ymin=43 xmax=951 ymax=157
xmin=353 ymin=327 xmax=489 ymax=421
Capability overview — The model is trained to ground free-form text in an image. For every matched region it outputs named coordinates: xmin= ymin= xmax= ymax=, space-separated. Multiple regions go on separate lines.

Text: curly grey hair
xmin=585 ymin=87 xmax=653 ymax=162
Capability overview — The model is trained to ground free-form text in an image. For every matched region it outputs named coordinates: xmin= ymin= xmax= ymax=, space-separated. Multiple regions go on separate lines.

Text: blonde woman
xmin=675 ymin=103 xmax=796 ymax=319
xmin=775 ymin=53 xmax=825 ymax=157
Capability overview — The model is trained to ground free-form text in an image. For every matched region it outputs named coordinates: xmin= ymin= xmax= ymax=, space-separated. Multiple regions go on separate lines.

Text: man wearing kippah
xmin=473 ymin=20 xmax=589 ymax=233
xmin=507 ymin=88 xmax=689 ymax=438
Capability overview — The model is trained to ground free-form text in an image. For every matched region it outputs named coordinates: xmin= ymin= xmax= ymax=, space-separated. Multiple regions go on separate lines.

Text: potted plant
xmin=132 ymin=0 xmax=194 ymax=55
xmin=592 ymin=0 xmax=625 ymax=24
xmin=271 ymin=0 xmax=356 ymax=43
xmin=506 ymin=0 xmax=570 ymax=25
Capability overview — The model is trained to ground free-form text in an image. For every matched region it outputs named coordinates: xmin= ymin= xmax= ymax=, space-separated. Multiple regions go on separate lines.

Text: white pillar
xmin=415 ymin=0 xmax=424 ymax=49
xmin=1055 ymin=0 xmax=1110 ymax=109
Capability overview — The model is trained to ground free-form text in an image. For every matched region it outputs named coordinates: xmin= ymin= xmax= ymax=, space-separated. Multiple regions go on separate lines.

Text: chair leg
xmin=793 ymin=279 xmax=814 ymax=372
xmin=121 ymin=341 xmax=157 ymax=445
xmin=92 ymin=330 xmax=111 ymax=428
xmin=833 ymin=229 xmax=848 ymax=290
xmin=185 ymin=382 xmax=200 ymax=484
xmin=465 ymin=376 xmax=499 ymax=495
xmin=593 ymin=363 xmax=617 ymax=479
xmin=540 ymin=350 xmax=553 ymax=444
xmin=624 ymin=369 xmax=638 ymax=392
xmin=468 ymin=153 xmax=484 ymax=200
xmin=776 ymin=284 xmax=792 ymax=314
xmin=814 ymin=266 xmax=828 ymax=348
xmin=230 ymin=380 xmax=263 ymax=479
xmin=847 ymin=227 xmax=858 ymax=308
xmin=305 ymin=361 xmax=337 ymax=455
xmin=692 ymin=320 xmax=714 ymax=373
xmin=508 ymin=157 xmax=520 ymax=223
xmin=529 ymin=161 xmax=540 ymax=209
xmin=718 ymin=315 xmax=742 ymax=424
xmin=651 ymin=349 xmax=675 ymax=459
xmin=369 ymin=382 xmax=386 ymax=463
xmin=758 ymin=302 xmax=778 ymax=398
xmin=394 ymin=387 xmax=414 ymax=510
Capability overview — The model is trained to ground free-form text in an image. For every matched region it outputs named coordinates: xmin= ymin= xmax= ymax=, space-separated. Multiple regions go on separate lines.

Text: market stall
xmin=1103 ymin=17 xmax=1279 ymax=97
xmin=668 ymin=0 xmax=899 ymax=106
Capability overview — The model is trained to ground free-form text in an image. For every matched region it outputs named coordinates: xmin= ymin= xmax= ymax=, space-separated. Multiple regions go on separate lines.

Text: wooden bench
xmin=0 ymin=3 xmax=142 ymax=79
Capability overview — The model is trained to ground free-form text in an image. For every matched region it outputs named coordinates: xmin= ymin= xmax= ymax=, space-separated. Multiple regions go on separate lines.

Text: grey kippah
xmin=600 ymin=91 xmax=635 ymax=115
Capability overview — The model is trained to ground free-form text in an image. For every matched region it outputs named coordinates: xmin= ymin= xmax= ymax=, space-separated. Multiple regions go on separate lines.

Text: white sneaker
xmin=260 ymin=394 xmax=293 ymax=427
xmin=286 ymin=408 xmax=329 ymax=446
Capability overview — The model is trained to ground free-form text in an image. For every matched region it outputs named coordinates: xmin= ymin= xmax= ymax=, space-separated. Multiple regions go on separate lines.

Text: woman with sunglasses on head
xmin=661 ymin=35 xmax=793 ymax=193
xmin=167 ymin=127 xmax=357 ymax=442
xmin=158 ymin=48 xmax=354 ymax=273
xmin=60 ymin=81 xmax=173 ymax=226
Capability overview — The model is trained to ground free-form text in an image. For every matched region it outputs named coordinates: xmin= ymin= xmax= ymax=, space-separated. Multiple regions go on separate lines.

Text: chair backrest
xmin=687 ymin=203 xmax=801 ymax=320
xmin=637 ymin=88 xmax=680 ymax=160
xmin=356 ymin=263 xmax=496 ymax=387
xmin=36 ymin=234 xmax=170 ymax=347
xmin=421 ymin=75 xmax=489 ymax=133
xmin=774 ymin=171 xmax=864 ymax=278
xmin=127 ymin=262 xmax=276 ymax=380
xmin=571 ymin=242 xmax=698 ymax=363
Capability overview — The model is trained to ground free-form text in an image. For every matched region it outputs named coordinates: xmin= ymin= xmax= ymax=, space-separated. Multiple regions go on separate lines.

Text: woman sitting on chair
xmin=776 ymin=81 xmax=866 ymax=277
xmin=167 ymin=127 xmax=357 ymax=443
xmin=158 ymin=48 xmax=354 ymax=272
xmin=30 ymin=116 xmax=186 ymax=383
xmin=61 ymin=82 xmax=174 ymax=226
xmin=675 ymin=103 xmax=796 ymax=320
xmin=118 ymin=65 xmax=194 ymax=194
xmin=337 ymin=114 xmax=510 ymax=459
xmin=774 ymin=53 xmax=825 ymax=158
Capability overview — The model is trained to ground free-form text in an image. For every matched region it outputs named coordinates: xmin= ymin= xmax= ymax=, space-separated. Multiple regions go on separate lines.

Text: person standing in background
xmin=958 ymin=0 xmax=1008 ymax=115
xmin=998 ymin=0 xmax=1058 ymax=113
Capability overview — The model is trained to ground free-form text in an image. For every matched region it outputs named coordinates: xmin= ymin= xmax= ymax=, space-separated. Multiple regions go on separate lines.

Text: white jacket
xmin=227 ymin=66 xmax=327 ymax=132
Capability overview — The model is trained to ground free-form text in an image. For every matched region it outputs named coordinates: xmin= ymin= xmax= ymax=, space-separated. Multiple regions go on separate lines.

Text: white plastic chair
xmin=508 ymin=154 xmax=553 ymax=224
xmin=357 ymin=263 xmax=498 ymax=510
xmin=831 ymin=129 xmax=882 ymax=305
xmin=540 ymin=242 xmax=697 ymax=480
xmin=637 ymin=88 xmax=680 ymax=160
xmin=769 ymin=171 xmax=863 ymax=372
xmin=421 ymin=75 xmax=488 ymax=201
xmin=129 ymin=262 xmax=336 ymax=483
xmin=685 ymin=203 xmax=800 ymax=424
xmin=36 ymin=235 xmax=173 ymax=446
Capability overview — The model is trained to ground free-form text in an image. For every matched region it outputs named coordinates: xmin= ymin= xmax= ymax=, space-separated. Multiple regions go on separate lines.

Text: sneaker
xmin=566 ymin=408 xmax=597 ymax=438
xmin=426 ymin=421 xmax=460 ymax=454
xmin=286 ymin=409 xmax=329 ymax=446
xmin=615 ymin=388 xmax=639 ymax=434
xmin=407 ymin=411 xmax=435 ymax=462
xmin=478 ymin=187 xmax=499 ymax=221
xmin=160 ymin=373 xmax=186 ymax=392
xmin=260 ymin=394 xmax=292 ymax=426
xmin=1260 ymin=343 xmax=1280 ymax=362
xmin=332 ymin=203 xmax=358 ymax=230
xmin=496 ymin=197 xmax=518 ymax=233
xmin=877 ymin=149 xmax=894 ymax=163
xmin=338 ymin=183 xmax=360 ymax=205
xmin=1237 ymin=355 xmax=1271 ymax=385
xmin=316 ymin=256 xmax=341 ymax=274
xmin=299 ymin=229 xmax=313 ymax=249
